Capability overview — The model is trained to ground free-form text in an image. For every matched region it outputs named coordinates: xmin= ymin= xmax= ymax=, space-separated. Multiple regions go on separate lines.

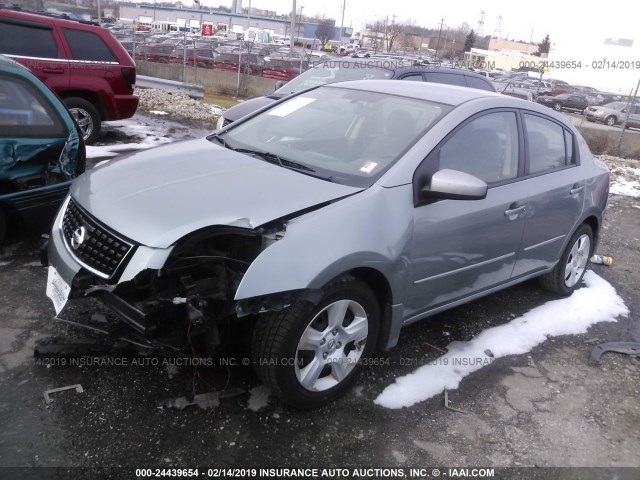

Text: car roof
xmin=324 ymin=79 xmax=501 ymax=106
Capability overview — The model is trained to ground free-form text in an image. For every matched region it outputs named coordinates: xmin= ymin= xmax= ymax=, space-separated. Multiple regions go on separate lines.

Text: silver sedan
xmin=45 ymin=80 xmax=609 ymax=407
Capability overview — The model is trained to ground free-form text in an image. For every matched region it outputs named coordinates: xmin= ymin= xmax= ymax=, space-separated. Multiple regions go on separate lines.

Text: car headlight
xmin=216 ymin=115 xmax=225 ymax=130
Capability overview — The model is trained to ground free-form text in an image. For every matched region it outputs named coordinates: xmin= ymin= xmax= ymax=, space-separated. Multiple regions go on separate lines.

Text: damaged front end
xmin=46 ymin=196 xmax=298 ymax=354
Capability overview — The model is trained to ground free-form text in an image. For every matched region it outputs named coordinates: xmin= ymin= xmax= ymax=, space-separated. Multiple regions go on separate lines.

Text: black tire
xmin=553 ymin=102 xmax=562 ymax=111
xmin=539 ymin=224 xmax=593 ymax=296
xmin=605 ymin=116 xmax=616 ymax=127
xmin=0 ymin=209 xmax=5 ymax=248
xmin=251 ymin=275 xmax=380 ymax=408
xmin=63 ymin=97 xmax=101 ymax=145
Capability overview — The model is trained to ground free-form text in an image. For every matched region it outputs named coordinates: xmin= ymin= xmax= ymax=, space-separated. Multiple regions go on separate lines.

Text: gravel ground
xmin=136 ymin=88 xmax=225 ymax=126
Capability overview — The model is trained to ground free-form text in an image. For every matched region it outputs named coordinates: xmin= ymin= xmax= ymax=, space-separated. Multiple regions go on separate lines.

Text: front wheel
xmin=539 ymin=224 xmax=593 ymax=296
xmin=605 ymin=116 xmax=617 ymax=127
xmin=251 ymin=275 xmax=380 ymax=408
xmin=553 ymin=102 xmax=562 ymax=111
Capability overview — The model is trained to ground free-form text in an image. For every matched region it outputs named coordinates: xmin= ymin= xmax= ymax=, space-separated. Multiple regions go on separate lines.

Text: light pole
xmin=339 ymin=0 xmax=346 ymax=49
xmin=434 ymin=18 xmax=444 ymax=58
xmin=297 ymin=5 xmax=303 ymax=46
xmin=289 ymin=0 xmax=296 ymax=50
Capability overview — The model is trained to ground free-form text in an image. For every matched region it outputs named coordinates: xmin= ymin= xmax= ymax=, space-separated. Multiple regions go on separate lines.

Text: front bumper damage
xmin=44 ymin=196 xmax=293 ymax=351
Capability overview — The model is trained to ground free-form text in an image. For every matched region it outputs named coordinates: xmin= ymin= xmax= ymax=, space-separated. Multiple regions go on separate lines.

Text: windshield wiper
xmin=234 ymin=148 xmax=316 ymax=173
xmin=208 ymin=132 xmax=230 ymax=149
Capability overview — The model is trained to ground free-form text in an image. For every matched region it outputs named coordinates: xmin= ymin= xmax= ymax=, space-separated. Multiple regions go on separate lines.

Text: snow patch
xmin=86 ymin=119 xmax=173 ymax=160
xmin=149 ymin=110 xmax=169 ymax=115
xmin=610 ymin=175 xmax=640 ymax=198
xmin=22 ymin=261 xmax=44 ymax=268
xmin=247 ymin=385 xmax=270 ymax=411
xmin=375 ymin=271 xmax=628 ymax=409
xmin=597 ymin=155 xmax=640 ymax=198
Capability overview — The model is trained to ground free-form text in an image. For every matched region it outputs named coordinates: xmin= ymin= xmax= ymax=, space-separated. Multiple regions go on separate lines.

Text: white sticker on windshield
xmin=360 ymin=161 xmax=378 ymax=174
xmin=267 ymin=97 xmax=316 ymax=117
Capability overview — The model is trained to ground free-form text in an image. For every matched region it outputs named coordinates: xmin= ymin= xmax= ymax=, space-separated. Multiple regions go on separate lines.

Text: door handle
xmin=42 ymin=68 xmax=64 ymax=74
xmin=504 ymin=205 xmax=526 ymax=217
xmin=570 ymin=185 xmax=584 ymax=195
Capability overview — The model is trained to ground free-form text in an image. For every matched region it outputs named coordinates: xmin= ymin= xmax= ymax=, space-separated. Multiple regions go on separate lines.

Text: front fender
xmin=234 ymin=184 xmax=415 ymax=304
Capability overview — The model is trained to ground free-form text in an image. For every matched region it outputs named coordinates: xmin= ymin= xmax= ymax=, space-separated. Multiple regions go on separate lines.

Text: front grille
xmin=62 ymin=199 xmax=134 ymax=278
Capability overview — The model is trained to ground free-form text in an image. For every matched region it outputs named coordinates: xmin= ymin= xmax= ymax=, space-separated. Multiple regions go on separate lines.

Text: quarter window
xmin=424 ymin=72 xmax=466 ymax=87
xmin=438 ymin=112 xmax=519 ymax=184
xmin=524 ymin=114 xmax=568 ymax=173
xmin=62 ymin=29 xmax=117 ymax=62
xmin=400 ymin=74 xmax=424 ymax=81
xmin=465 ymin=76 xmax=493 ymax=91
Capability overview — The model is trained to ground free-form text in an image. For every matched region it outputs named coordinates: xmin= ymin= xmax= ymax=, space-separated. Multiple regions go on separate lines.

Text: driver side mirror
xmin=274 ymin=80 xmax=286 ymax=91
xmin=421 ymin=169 xmax=488 ymax=200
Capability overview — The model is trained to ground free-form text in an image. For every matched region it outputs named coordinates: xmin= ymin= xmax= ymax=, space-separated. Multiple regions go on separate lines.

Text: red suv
xmin=0 ymin=7 xmax=138 ymax=144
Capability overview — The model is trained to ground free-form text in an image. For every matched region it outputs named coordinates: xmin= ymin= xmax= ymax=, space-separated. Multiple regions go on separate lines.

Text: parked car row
xmin=132 ymin=43 xmax=307 ymax=82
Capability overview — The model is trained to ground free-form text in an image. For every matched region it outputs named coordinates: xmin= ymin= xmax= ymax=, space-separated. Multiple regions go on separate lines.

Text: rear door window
xmin=62 ymin=28 xmax=117 ymax=62
xmin=524 ymin=114 xmax=569 ymax=173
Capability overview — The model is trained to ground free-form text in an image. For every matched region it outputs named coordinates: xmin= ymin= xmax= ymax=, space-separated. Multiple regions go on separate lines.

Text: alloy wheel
xmin=295 ymin=299 xmax=369 ymax=392
xmin=564 ymin=234 xmax=591 ymax=287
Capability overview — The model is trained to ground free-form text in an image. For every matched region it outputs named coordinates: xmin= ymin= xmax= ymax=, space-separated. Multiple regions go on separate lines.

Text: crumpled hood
xmin=70 ymin=138 xmax=361 ymax=248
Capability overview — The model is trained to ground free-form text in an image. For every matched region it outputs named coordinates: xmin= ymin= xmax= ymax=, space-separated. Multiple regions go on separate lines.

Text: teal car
xmin=0 ymin=55 xmax=85 ymax=246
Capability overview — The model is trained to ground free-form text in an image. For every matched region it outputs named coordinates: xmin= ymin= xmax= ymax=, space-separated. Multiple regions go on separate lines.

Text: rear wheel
xmin=252 ymin=275 xmax=380 ymax=408
xmin=539 ymin=224 xmax=593 ymax=296
xmin=64 ymin=97 xmax=101 ymax=145
xmin=605 ymin=116 xmax=617 ymax=127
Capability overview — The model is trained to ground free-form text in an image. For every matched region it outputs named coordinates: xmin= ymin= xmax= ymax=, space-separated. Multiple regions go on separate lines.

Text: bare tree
xmin=386 ymin=20 xmax=404 ymax=52
xmin=315 ymin=18 xmax=335 ymax=49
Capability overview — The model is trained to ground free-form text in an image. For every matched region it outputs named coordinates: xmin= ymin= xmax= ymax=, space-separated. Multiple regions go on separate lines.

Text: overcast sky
xmin=197 ymin=0 xmax=639 ymax=91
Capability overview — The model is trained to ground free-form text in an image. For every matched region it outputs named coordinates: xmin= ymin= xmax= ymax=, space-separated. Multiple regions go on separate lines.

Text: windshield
xmin=214 ymin=85 xmax=450 ymax=188
xmin=274 ymin=61 xmax=394 ymax=96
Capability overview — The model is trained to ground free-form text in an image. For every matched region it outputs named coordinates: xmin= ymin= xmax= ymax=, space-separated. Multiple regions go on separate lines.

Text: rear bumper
xmin=108 ymin=94 xmax=139 ymax=120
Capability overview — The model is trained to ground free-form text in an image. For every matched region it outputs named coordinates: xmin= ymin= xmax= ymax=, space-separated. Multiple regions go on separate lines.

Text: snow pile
xmin=375 ymin=271 xmax=628 ymax=409
xmin=598 ymin=155 xmax=640 ymax=198
xmin=136 ymin=88 xmax=224 ymax=124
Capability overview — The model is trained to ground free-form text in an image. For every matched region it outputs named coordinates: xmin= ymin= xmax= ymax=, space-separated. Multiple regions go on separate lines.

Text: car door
xmin=568 ymin=95 xmax=586 ymax=110
xmin=511 ymin=112 xmax=585 ymax=277
xmin=0 ymin=71 xmax=69 ymax=195
xmin=0 ymin=16 xmax=70 ymax=93
xmin=405 ymin=110 xmax=526 ymax=317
